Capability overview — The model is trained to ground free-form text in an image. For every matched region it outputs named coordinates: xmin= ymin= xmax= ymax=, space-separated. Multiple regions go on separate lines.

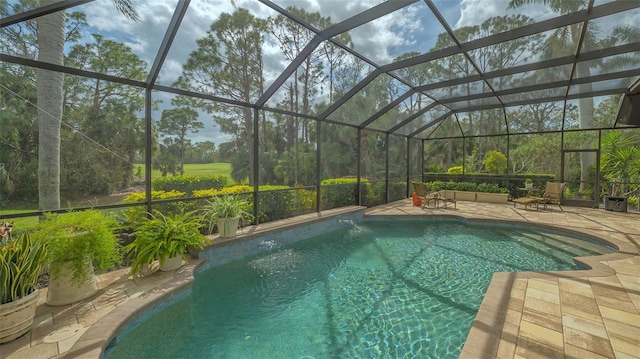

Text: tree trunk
xmin=37 ymin=1 xmax=65 ymax=211
xmin=244 ymin=107 xmax=254 ymax=186
xmin=576 ymin=61 xmax=595 ymax=193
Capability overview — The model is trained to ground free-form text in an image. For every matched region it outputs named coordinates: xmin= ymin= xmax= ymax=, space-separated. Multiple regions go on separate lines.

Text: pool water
xmin=105 ymin=219 xmax=613 ymax=359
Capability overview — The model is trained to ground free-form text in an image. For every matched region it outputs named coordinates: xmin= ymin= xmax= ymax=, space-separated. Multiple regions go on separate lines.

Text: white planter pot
xmin=454 ymin=191 xmax=477 ymax=201
xmin=159 ymin=255 xmax=183 ymax=271
xmin=139 ymin=263 xmax=155 ymax=276
xmin=217 ymin=217 xmax=240 ymax=238
xmin=0 ymin=289 xmax=39 ymax=343
xmin=524 ymin=183 xmax=533 ymax=189
xmin=476 ymin=192 xmax=509 ymax=204
xmin=47 ymin=259 xmax=98 ymax=306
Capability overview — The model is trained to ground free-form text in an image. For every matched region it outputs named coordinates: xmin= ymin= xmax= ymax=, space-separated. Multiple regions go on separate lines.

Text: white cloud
xmin=456 ymin=0 xmax=554 ymax=29
xmin=456 ymin=0 xmax=503 ymax=28
xmin=336 ymin=2 xmax=422 ymax=65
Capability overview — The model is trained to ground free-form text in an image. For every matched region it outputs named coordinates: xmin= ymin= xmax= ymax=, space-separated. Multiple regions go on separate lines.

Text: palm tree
xmin=36 ymin=0 xmax=138 ymax=211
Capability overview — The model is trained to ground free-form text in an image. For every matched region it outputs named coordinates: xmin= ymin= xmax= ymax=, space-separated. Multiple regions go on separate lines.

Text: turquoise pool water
xmin=104 ymin=219 xmax=613 ymax=359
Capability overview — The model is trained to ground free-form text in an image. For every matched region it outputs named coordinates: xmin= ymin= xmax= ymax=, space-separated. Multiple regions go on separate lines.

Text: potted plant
xmin=524 ymin=178 xmax=533 ymax=189
xmin=0 ymin=232 xmax=47 ymax=343
xmin=33 ymin=210 xmax=121 ymax=306
xmin=201 ymin=194 xmax=253 ymax=237
xmin=126 ymin=210 xmax=210 ymax=275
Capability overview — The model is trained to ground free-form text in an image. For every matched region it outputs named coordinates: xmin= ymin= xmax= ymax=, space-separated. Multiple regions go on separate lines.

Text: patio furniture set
xmin=413 ymin=181 xmax=567 ymax=211
xmin=512 ymin=181 xmax=567 ymax=211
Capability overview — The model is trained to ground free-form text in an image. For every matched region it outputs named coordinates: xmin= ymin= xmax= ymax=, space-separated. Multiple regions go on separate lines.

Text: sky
xmin=71 ymin=0 xmax=629 ymax=144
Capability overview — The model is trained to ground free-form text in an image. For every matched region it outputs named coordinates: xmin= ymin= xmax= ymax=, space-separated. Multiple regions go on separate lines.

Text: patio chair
xmin=436 ymin=188 xmax=457 ymax=209
xmin=412 ymin=182 xmax=439 ymax=208
xmin=531 ymin=181 xmax=567 ymax=211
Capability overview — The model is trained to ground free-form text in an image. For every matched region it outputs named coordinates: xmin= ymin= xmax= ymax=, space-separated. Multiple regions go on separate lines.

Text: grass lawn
xmin=0 ymin=209 xmax=41 ymax=231
xmin=133 ymin=162 xmax=235 ymax=182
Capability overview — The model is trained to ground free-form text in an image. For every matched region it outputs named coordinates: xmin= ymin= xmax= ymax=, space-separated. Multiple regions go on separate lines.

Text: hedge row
xmin=423 ymin=174 xmax=555 ymax=197
xmin=320 ymin=178 xmax=369 ymax=209
xmin=123 ymin=177 xmax=406 ymax=226
xmin=121 ymin=189 xmax=187 ymax=227
xmin=422 ymin=181 xmax=508 ymax=193
xmin=152 ymin=175 xmax=228 ymax=193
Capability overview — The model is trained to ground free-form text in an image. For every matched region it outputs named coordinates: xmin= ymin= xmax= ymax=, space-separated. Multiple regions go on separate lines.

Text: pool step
xmin=496 ymin=229 xmax=611 ymax=260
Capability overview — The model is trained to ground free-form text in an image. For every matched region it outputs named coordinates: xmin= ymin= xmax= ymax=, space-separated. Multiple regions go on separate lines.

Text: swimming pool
xmin=104 ymin=218 xmax=614 ymax=359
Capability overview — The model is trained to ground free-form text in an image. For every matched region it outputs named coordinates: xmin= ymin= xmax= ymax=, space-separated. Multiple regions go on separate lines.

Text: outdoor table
xmin=517 ymin=187 xmax=540 ymax=198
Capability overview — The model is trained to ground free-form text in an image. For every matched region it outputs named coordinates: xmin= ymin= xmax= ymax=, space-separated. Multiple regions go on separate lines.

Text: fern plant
xmin=33 ymin=210 xmax=121 ymax=284
xmin=126 ymin=210 xmax=210 ymax=275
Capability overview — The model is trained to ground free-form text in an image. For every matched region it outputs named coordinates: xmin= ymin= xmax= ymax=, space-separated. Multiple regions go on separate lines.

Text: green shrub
xmin=389 ymin=181 xmax=407 ymax=201
xmin=367 ymin=181 xmax=386 ymax=206
xmin=321 ymin=178 xmax=370 ymax=209
xmin=453 ymin=182 xmax=478 ymax=192
xmin=439 ymin=181 xmax=458 ymax=191
xmin=192 ymin=185 xmax=252 ymax=198
xmin=627 ymin=195 xmax=638 ymax=209
xmin=447 ymin=165 xmax=464 ymax=174
xmin=121 ymin=190 xmax=187 ymax=227
xmin=477 ymin=182 xmax=508 ymax=193
xmin=33 ymin=210 xmax=121 ymax=283
xmin=152 ymin=175 xmax=228 ymax=193
xmin=258 ymin=185 xmax=294 ymax=222
xmin=423 ymin=181 xmax=443 ymax=192
xmin=484 ymin=150 xmax=507 ymax=174
xmin=293 ymin=188 xmax=316 ymax=215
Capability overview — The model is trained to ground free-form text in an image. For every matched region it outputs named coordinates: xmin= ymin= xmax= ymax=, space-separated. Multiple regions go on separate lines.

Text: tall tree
xmin=158 ymin=107 xmax=203 ymax=175
xmin=65 ymin=34 xmax=147 ymax=191
xmin=178 ymin=8 xmax=266 ymax=185
xmin=36 ymin=0 xmax=138 ymax=211
xmin=270 ymin=7 xmax=329 ymax=185
xmin=0 ymin=3 xmax=85 ymax=201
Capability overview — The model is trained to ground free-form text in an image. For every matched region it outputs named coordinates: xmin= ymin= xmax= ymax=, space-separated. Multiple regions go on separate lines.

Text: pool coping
xmin=63 ymin=205 xmax=640 ymax=358
xmin=461 ymin=237 xmax=639 ymax=357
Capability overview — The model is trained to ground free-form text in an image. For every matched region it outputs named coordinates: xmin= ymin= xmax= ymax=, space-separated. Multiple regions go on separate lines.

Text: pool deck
xmin=1 ymin=201 xmax=639 ymax=358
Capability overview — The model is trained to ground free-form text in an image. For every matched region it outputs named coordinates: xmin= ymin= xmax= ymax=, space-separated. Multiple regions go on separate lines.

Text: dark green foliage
xmin=477 ymin=182 xmax=508 ymax=194
xmin=292 ymin=188 xmax=317 ymax=215
xmin=257 ymin=185 xmax=294 ymax=222
xmin=120 ymin=190 xmax=190 ymax=228
xmin=454 ymin=182 xmax=479 ymax=192
xmin=61 ymin=138 xmax=115 ymax=197
xmin=389 ymin=181 xmax=407 ymax=202
xmin=366 ymin=180 xmax=386 ymax=207
xmin=366 ymin=180 xmax=408 ymax=205
xmin=321 ymin=178 xmax=370 ymax=209
xmin=424 ymin=181 xmax=508 ymax=194
xmin=152 ymin=175 xmax=228 ymax=193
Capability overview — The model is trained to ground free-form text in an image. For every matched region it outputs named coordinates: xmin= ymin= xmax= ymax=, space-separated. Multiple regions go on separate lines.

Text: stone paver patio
xmin=1 ymin=200 xmax=639 ymax=358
